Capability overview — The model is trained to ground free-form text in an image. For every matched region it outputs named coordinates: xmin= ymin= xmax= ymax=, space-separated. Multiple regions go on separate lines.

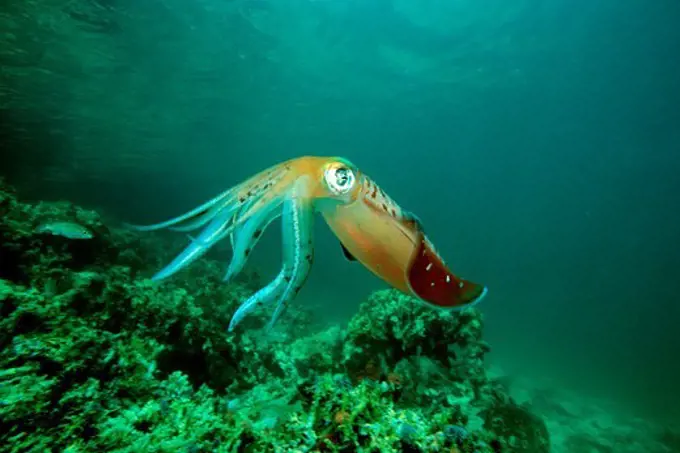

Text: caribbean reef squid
xmin=127 ymin=156 xmax=488 ymax=331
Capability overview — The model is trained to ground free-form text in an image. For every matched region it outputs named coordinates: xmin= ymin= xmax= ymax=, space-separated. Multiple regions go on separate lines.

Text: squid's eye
xmin=325 ymin=166 xmax=355 ymax=194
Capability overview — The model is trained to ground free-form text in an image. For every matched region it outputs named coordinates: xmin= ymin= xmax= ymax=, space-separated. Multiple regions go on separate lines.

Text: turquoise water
xmin=2 ymin=0 xmax=679 ymax=445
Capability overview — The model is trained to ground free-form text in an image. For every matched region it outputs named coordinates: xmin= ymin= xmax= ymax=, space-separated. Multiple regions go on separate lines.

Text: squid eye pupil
xmin=335 ymin=168 xmax=349 ymax=186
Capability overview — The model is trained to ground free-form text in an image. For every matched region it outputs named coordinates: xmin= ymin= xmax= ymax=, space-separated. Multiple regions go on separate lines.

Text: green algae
xmin=0 ymin=178 xmax=549 ymax=452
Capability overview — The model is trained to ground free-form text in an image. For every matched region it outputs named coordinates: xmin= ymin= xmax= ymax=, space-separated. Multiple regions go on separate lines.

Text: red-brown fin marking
xmin=407 ymin=238 xmax=487 ymax=309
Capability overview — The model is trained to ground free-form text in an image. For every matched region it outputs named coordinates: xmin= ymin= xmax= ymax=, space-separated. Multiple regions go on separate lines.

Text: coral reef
xmin=0 ymin=178 xmax=549 ymax=452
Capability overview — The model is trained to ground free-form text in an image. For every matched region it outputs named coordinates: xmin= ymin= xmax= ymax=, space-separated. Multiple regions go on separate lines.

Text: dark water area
xmin=2 ymin=0 xmax=679 ymax=428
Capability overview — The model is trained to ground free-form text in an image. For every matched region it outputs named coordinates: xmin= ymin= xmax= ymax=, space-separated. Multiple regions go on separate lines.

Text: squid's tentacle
xmin=151 ymin=187 xmax=275 ymax=282
xmin=151 ymin=203 xmax=238 ymax=281
xmin=167 ymin=201 xmax=233 ymax=233
xmin=227 ymin=177 xmax=314 ymax=331
xmin=151 ymin=186 xmax=279 ymax=283
xmin=223 ymin=199 xmax=283 ymax=283
xmin=125 ymin=188 xmax=236 ymax=232
xmin=267 ymin=181 xmax=314 ymax=330
xmin=125 ymin=162 xmax=291 ymax=233
xmin=227 ymin=270 xmax=288 ymax=331
xmin=226 ymin=190 xmax=266 ymax=250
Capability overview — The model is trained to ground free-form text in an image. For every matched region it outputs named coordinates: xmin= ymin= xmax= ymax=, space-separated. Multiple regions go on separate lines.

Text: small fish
xmin=35 ymin=222 xmax=93 ymax=240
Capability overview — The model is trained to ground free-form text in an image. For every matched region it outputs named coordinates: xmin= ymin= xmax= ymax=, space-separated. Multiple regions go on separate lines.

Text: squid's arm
xmin=228 ymin=177 xmax=314 ymax=331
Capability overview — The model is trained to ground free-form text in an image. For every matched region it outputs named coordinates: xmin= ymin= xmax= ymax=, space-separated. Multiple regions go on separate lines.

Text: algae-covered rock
xmin=343 ymin=289 xmax=489 ymax=372
xmin=483 ymin=398 xmax=551 ymax=453
xmin=0 ymin=179 xmax=549 ymax=453
xmin=342 ymin=288 xmax=492 ymax=409
xmin=0 ymin=178 xmax=307 ymax=451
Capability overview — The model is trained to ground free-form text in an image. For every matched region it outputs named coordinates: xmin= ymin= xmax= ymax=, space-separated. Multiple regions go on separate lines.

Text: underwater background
xmin=1 ymin=0 xmax=679 ymax=452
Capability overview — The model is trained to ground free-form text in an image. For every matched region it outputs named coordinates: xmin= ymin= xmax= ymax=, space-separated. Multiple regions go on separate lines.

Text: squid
xmin=127 ymin=156 xmax=487 ymax=331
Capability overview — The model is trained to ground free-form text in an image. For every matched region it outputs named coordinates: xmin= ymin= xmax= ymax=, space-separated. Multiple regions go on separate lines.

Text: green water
xmin=2 ymin=0 xmax=679 ymax=435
